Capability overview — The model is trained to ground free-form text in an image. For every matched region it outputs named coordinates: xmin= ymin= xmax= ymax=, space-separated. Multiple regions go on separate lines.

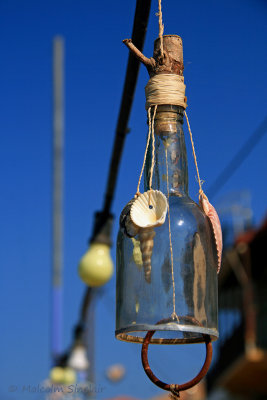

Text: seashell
xmin=125 ymin=217 xmax=140 ymax=238
xmin=139 ymin=228 xmax=156 ymax=283
xmin=119 ymin=198 xmax=140 ymax=238
xmin=199 ymin=194 xmax=223 ymax=273
xmin=130 ymin=190 xmax=167 ymax=229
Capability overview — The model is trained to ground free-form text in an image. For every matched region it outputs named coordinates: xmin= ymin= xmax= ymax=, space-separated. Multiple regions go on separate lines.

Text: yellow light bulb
xmin=63 ymin=367 xmax=76 ymax=384
xmin=78 ymin=243 xmax=114 ymax=287
xmin=50 ymin=366 xmax=76 ymax=385
xmin=50 ymin=366 xmax=65 ymax=383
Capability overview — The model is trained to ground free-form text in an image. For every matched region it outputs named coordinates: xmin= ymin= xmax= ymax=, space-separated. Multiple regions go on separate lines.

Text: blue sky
xmin=0 ymin=0 xmax=266 ymax=399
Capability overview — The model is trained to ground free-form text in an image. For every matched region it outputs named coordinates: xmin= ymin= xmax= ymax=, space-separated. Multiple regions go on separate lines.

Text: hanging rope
xmin=136 ymin=106 xmax=157 ymax=197
xmin=136 ymin=107 xmax=152 ymax=195
xmin=165 ymin=146 xmax=178 ymax=321
xmin=149 ymin=106 xmax=157 ymax=191
xmin=137 ymin=103 xmax=178 ymax=318
xmin=184 ymin=111 xmax=206 ymax=199
xmin=149 ymin=106 xmax=157 ymax=204
xmin=143 ymin=70 xmax=219 ymax=313
xmin=145 ymin=73 xmax=207 ymax=200
xmin=157 ymin=0 xmax=164 ymax=57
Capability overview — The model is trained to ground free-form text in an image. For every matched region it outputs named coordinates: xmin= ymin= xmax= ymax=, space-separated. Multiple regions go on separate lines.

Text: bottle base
xmin=115 ymin=320 xmax=219 ymax=344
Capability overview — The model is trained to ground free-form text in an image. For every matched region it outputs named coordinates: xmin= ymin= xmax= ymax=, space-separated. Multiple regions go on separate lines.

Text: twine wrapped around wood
xmin=145 ymin=74 xmax=187 ymax=110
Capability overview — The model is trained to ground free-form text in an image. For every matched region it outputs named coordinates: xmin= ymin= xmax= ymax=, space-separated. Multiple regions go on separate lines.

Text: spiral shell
xmin=199 ymin=194 xmax=223 ymax=273
xmin=120 ymin=190 xmax=167 ymax=282
xmin=130 ymin=190 xmax=167 ymax=229
xmin=139 ymin=228 xmax=156 ymax=283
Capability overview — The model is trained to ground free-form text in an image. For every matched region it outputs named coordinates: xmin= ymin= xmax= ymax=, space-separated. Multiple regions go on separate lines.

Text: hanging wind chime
xmin=116 ymin=1 xmax=222 ymax=397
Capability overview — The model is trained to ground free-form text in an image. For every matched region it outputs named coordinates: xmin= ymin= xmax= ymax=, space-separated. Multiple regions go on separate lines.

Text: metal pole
xmin=52 ymin=37 xmax=64 ymax=364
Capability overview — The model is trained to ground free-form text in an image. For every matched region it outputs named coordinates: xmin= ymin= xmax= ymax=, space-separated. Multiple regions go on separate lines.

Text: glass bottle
xmin=116 ymin=105 xmax=218 ymax=344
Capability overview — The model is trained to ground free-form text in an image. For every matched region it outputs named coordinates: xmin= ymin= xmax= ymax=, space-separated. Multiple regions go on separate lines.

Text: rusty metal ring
xmin=141 ymin=324 xmax=212 ymax=393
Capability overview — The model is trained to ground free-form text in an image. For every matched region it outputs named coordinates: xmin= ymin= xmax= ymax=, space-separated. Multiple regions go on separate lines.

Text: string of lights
xmin=50 ymin=0 xmax=152 ymax=387
xmin=77 ymin=0 xmax=152 ymax=345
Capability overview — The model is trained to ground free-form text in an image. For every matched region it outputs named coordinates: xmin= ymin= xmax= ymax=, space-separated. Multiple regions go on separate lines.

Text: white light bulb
xmin=68 ymin=345 xmax=90 ymax=371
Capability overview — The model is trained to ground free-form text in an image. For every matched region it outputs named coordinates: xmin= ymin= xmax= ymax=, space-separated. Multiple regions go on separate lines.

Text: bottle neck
xmin=144 ymin=105 xmax=188 ymax=196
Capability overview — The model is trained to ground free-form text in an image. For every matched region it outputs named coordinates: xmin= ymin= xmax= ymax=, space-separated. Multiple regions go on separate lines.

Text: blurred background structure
xmin=0 ymin=0 xmax=266 ymax=399
xmin=207 ymin=212 xmax=267 ymax=399
xmin=52 ymin=35 xmax=64 ymax=366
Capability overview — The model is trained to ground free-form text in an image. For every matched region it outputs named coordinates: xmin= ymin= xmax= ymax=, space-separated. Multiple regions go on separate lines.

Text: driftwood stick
xmin=123 ymin=36 xmax=184 ymax=77
xmin=123 ymin=39 xmax=155 ymax=69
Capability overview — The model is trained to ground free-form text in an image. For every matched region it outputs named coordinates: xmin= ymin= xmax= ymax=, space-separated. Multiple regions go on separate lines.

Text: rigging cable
xmin=207 ymin=114 xmax=267 ymax=199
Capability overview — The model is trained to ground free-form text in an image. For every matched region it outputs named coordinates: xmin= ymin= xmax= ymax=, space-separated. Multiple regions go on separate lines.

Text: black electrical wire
xmin=67 ymin=0 xmax=152 ymax=361
xmin=207 ymin=114 xmax=267 ymax=199
xmin=79 ymin=0 xmax=152 ymax=319
xmin=103 ymin=0 xmax=152 ymax=213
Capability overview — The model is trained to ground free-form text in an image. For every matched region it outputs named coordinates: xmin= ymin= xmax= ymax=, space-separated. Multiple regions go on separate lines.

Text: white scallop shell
xmin=130 ymin=190 xmax=167 ymax=229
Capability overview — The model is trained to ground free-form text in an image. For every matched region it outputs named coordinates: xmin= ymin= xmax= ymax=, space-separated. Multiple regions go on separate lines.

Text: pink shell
xmin=199 ymin=195 xmax=223 ymax=273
